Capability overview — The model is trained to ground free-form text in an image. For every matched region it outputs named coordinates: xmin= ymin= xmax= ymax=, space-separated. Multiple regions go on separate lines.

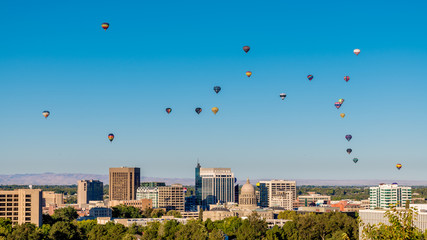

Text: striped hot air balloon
xmin=166 ymin=108 xmax=172 ymax=114
xmin=307 ymin=75 xmax=314 ymax=81
xmin=108 ymin=133 xmax=114 ymax=142
xmin=344 ymin=76 xmax=350 ymax=82
xmin=396 ymin=163 xmax=402 ymax=170
xmin=246 ymin=71 xmax=252 ymax=77
xmin=101 ymin=23 xmax=109 ymax=30
xmin=42 ymin=111 xmax=50 ymax=118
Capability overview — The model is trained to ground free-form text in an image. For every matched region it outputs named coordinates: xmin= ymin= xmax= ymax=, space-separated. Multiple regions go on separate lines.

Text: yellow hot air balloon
xmin=211 ymin=107 xmax=219 ymax=115
xmin=246 ymin=71 xmax=252 ymax=77
xmin=340 ymin=113 xmax=345 ymax=118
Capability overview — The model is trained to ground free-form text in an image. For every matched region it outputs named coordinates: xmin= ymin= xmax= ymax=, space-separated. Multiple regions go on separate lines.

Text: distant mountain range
xmin=1 ymin=173 xmax=427 ymax=186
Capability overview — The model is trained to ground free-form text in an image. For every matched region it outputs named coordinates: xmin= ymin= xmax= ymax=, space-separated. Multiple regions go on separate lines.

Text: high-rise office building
xmin=369 ymin=183 xmax=411 ymax=209
xmin=195 ymin=163 xmax=202 ymax=205
xmin=0 ymin=189 xmax=42 ymax=227
xmin=77 ymin=180 xmax=104 ymax=206
xmin=200 ymin=167 xmax=235 ymax=209
xmin=109 ymin=167 xmax=140 ymax=201
xmin=258 ymin=180 xmax=296 ymax=208
xmin=136 ymin=187 xmax=159 ymax=208
xmin=158 ymin=184 xmax=185 ymax=211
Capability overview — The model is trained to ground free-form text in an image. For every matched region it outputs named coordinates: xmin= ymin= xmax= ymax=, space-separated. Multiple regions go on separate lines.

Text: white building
xmin=136 ymin=187 xmax=159 ymax=208
xmin=257 ymin=180 xmax=296 ymax=208
xmin=270 ymin=190 xmax=293 ymax=210
xmin=369 ymin=183 xmax=411 ymax=209
xmin=359 ymin=209 xmax=427 ymax=239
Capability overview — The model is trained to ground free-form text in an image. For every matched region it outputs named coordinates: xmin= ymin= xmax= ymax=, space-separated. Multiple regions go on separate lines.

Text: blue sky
xmin=0 ymin=0 xmax=426 ymax=181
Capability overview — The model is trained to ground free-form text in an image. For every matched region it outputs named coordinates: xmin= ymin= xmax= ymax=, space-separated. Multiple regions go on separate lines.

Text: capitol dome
xmin=241 ymin=179 xmax=255 ymax=195
xmin=239 ymin=179 xmax=257 ymax=208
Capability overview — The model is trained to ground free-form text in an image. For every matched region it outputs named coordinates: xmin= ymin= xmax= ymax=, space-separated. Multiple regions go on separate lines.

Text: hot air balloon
xmin=340 ymin=113 xmax=346 ymax=118
xmin=211 ymin=107 xmax=219 ymax=115
xmin=345 ymin=135 xmax=352 ymax=141
xmin=246 ymin=71 xmax=252 ymax=77
xmin=353 ymin=158 xmax=358 ymax=163
xmin=396 ymin=164 xmax=402 ymax=170
xmin=335 ymin=102 xmax=342 ymax=109
xmin=338 ymin=99 xmax=344 ymax=104
xmin=243 ymin=46 xmax=250 ymax=53
xmin=347 ymin=148 xmax=352 ymax=154
xmin=101 ymin=23 xmax=109 ymax=30
xmin=166 ymin=108 xmax=172 ymax=114
xmin=42 ymin=111 xmax=50 ymax=118
xmin=108 ymin=133 xmax=114 ymax=142
xmin=354 ymin=49 xmax=360 ymax=56
xmin=307 ymin=75 xmax=313 ymax=81
xmin=344 ymin=76 xmax=350 ymax=82
xmin=280 ymin=93 xmax=287 ymax=100
xmin=213 ymin=86 xmax=221 ymax=94
xmin=195 ymin=108 xmax=202 ymax=114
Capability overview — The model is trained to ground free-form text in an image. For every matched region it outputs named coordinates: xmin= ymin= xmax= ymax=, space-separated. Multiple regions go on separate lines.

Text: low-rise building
xmin=89 ymin=207 xmax=112 ymax=218
xmin=109 ymin=199 xmax=152 ymax=210
xmin=42 ymin=191 xmax=64 ymax=207
xmin=136 ymin=187 xmax=159 ymax=208
xmin=298 ymin=192 xmax=331 ymax=207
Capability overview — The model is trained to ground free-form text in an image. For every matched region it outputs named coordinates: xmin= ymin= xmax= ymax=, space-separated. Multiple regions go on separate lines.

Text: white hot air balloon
xmin=354 ymin=49 xmax=361 ymax=56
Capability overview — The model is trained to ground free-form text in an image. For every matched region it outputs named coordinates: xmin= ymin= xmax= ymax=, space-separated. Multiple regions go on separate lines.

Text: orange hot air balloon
xmin=246 ymin=71 xmax=252 ymax=77
xmin=102 ymin=23 xmax=109 ymax=30
xmin=108 ymin=133 xmax=114 ymax=142
xmin=340 ymin=113 xmax=345 ymax=118
xmin=211 ymin=107 xmax=219 ymax=115
xmin=354 ymin=49 xmax=361 ymax=56
xmin=42 ymin=111 xmax=50 ymax=118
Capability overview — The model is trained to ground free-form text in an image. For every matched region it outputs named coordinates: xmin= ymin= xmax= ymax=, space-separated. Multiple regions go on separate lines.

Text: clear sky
xmin=0 ymin=0 xmax=426 ymax=181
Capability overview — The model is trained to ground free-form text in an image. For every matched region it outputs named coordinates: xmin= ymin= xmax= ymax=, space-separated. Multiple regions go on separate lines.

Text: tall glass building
xmin=195 ymin=163 xmax=202 ymax=206
xmin=199 ymin=167 xmax=235 ymax=209
xmin=369 ymin=183 xmax=412 ymax=209
xmin=136 ymin=187 xmax=159 ymax=208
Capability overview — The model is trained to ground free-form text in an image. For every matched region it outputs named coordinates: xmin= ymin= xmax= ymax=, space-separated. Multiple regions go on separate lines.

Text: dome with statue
xmin=239 ymin=179 xmax=257 ymax=209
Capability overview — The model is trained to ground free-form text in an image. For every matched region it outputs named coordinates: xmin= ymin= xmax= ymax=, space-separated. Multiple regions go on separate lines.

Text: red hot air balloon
xmin=166 ymin=108 xmax=172 ymax=114
xmin=243 ymin=46 xmax=250 ymax=53
xmin=396 ymin=163 xmax=402 ymax=170
xmin=335 ymin=102 xmax=342 ymax=109
xmin=344 ymin=76 xmax=350 ymax=82
xmin=307 ymin=75 xmax=314 ymax=81
xmin=108 ymin=133 xmax=114 ymax=142
xmin=42 ymin=111 xmax=50 ymax=118
xmin=101 ymin=23 xmax=109 ymax=30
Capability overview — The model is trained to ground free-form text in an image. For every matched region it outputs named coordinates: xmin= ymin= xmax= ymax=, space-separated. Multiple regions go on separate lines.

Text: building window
xmin=26 ymin=203 xmax=31 ymax=207
xmin=25 ymin=217 xmax=31 ymax=221
xmin=26 ymin=208 xmax=31 ymax=211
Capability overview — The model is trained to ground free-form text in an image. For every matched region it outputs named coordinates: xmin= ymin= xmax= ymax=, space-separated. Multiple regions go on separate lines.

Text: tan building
xmin=158 ymin=184 xmax=185 ymax=211
xmin=0 ymin=189 xmax=42 ymax=227
xmin=270 ymin=190 xmax=293 ymax=210
xmin=42 ymin=191 xmax=64 ymax=207
xmin=77 ymin=180 xmax=103 ymax=207
xmin=110 ymin=199 xmax=152 ymax=210
xmin=239 ymin=179 xmax=258 ymax=210
xmin=109 ymin=167 xmax=140 ymax=201
xmin=258 ymin=180 xmax=296 ymax=208
xmin=298 ymin=192 xmax=331 ymax=207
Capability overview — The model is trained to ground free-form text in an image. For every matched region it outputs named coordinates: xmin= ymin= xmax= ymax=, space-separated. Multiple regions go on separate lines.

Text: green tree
xmin=263 ymin=225 xmax=284 ymax=240
xmin=0 ymin=218 xmax=12 ymax=238
xmin=158 ymin=220 xmax=181 ymax=240
xmin=361 ymin=206 xmax=425 ymax=240
xmin=208 ymin=228 xmax=226 ymax=240
xmin=7 ymin=223 xmax=44 ymax=240
xmin=150 ymin=209 xmax=165 ymax=218
xmin=87 ymin=224 xmax=107 ymax=240
xmin=175 ymin=219 xmax=208 ymax=240
xmin=166 ymin=210 xmax=182 ymax=218
xmin=236 ymin=212 xmax=268 ymax=240
xmin=52 ymin=206 xmax=79 ymax=222
xmin=105 ymin=222 xmax=128 ymax=240
xmin=277 ymin=210 xmax=298 ymax=220
xmin=49 ymin=221 xmax=81 ymax=240
xmin=76 ymin=220 xmax=97 ymax=238
xmin=141 ymin=221 xmax=160 ymax=240
xmin=112 ymin=205 xmax=143 ymax=218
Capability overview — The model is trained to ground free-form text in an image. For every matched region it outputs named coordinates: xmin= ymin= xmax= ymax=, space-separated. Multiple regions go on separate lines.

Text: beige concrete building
xmin=158 ymin=184 xmax=185 ymax=211
xmin=77 ymin=180 xmax=103 ymax=206
xmin=239 ymin=179 xmax=258 ymax=210
xmin=42 ymin=191 xmax=64 ymax=207
xmin=257 ymin=180 xmax=296 ymax=208
xmin=0 ymin=189 xmax=42 ymax=227
xmin=298 ymin=192 xmax=331 ymax=207
xmin=110 ymin=199 xmax=152 ymax=210
xmin=270 ymin=190 xmax=293 ymax=210
xmin=109 ymin=167 xmax=140 ymax=201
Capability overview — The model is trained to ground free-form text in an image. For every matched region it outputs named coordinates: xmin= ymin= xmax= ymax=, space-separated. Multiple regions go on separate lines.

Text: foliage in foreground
xmin=0 ymin=209 xmax=360 ymax=240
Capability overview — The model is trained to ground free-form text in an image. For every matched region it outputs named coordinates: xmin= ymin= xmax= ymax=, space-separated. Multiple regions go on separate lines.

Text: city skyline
xmin=1 ymin=0 xmax=426 ymax=180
